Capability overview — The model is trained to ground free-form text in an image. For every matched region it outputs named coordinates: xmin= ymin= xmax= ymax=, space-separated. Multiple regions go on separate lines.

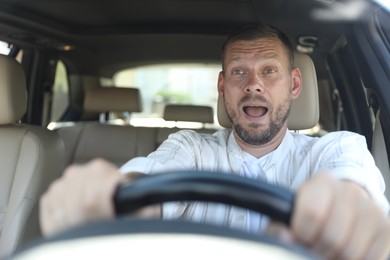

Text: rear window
xmin=113 ymin=63 xmax=221 ymax=128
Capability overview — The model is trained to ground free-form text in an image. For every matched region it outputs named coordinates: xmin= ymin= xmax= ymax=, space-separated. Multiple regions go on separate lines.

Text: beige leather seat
xmin=56 ymin=87 xmax=157 ymax=167
xmin=0 ymin=55 xmax=64 ymax=257
xmin=156 ymin=104 xmax=217 ymax=148
xmin=83 ymin=87 xmax=142 ymax=117
xmin=163 ymin=104 xmax=214 ymax=125
xmin=217 ymin=52 xmax=319 ymax=130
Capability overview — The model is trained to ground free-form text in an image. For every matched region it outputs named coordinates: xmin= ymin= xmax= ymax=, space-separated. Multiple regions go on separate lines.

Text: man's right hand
xmin=39 ymin=159 xmax=131 ymax=237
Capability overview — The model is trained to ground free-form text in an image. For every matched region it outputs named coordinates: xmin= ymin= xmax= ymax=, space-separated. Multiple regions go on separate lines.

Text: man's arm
xmin=40 ymin=130 xmax=203 ymax=237
xmin=40 ymin=159 xmax=390 ymax=259
xmin=39 ymin=158 xmax=161 ymax=237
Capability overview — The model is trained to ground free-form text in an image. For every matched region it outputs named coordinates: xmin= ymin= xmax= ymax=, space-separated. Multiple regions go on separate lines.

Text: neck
xmin=233 ymin=126 xmax=287 ymax=158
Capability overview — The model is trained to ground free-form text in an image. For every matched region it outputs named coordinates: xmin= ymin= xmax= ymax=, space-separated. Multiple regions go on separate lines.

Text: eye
xmin=231 ymin=69 xmax=245 ymax=75
xmin=263 ymin=68 xmax=277 ymax=74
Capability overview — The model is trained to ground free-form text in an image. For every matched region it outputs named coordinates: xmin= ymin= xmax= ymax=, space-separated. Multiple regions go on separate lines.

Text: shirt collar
xmin=227 ymin=129 xmax=294 ymax=172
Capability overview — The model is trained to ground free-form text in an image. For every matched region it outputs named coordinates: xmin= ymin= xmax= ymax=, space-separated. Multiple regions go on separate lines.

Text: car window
xmin=51 ymin=60 xmax=70 ymax=122
xmin=0 ymin=41 xmax=11 ymax=55
xmin=374 ymin=0 xmax=390 ymax=12
xmin=113 ymin=63 xmax=221 ymax=128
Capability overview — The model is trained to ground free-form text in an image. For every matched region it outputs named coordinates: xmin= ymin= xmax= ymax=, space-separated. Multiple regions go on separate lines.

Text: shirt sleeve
xmin=316 ymin=131 xmax=389 ymax=214
xmin=119 ymin=130 xmax=207 ymax=220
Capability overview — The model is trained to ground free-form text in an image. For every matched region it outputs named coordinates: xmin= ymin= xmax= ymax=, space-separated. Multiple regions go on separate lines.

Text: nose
xmin=245 ymin=72 xmax=263 ymax=93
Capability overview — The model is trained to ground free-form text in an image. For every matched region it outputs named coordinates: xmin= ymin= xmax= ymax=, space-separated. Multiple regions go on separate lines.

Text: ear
xmin=291 ymin=67 xmax=302 ymax=100
xmin=217 ymin=71 xmax=224 ymax=99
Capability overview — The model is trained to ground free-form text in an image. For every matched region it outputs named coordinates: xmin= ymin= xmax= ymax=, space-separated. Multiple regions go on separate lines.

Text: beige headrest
xmin=84 ymin=87 xmax=142 ymax=113
xmin=0 ymin=55 xmax=27 ymax=124
xmin=163 ymin=104 xmax=214 ymax=123
xmin=217 ymin=52 xmax=319 ymax=130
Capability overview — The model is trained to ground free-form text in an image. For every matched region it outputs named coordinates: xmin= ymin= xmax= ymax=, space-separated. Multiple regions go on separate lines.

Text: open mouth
xmin=243 ymin=106 xmax=268 ymax=117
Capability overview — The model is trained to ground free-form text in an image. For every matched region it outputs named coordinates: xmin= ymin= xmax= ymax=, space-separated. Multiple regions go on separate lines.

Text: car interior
xmin=0 ymin=54 xmax=64 ymax=257
xmin=0 ymin=0 xmax=389 ymax=257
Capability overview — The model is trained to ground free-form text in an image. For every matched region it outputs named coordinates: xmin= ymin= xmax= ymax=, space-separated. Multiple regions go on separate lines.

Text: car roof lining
xmin=0 ymin=0 xmax=368 ymax=78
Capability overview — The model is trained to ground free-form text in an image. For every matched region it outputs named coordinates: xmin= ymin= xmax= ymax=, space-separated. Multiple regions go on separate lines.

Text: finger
xmin=134 ymin=205 xmax=162 ymax=219
xmin=363 ymin=219 xmax=390 ymax=260
xmin=68 ymin=160 xmax=122 ymax=221
xmin=339 ymin=199 xmax=386 ymax=259
xmin=312 ymin=182 xmax=357 ymax=258
xmin=266 ymin=221 xmax=294 ymax=245
xmin=39 ymin=191 xmax=52 ymax=236
xmin=291 ymin=173 xmax=335 ymax=246
xmin=87 ymin=159 xmax=129 ymax=218
xmin=63 ymin=165 xmax=86 ymax=229
xmin=39 ymin=178 xmax=68 ymax=237
xmin=39 ymin=159 xmax=123 ymax=237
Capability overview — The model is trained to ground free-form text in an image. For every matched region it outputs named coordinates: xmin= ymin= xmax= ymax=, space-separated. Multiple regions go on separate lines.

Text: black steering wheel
xmin=12 ymin=170 xmax=320 ymax=260
xmin=114 ymin=170 xmax=294 ymax=224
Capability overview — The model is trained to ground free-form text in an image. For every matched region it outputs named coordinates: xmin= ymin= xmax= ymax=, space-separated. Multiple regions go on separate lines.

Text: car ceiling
xmin=0 ymin=0 xmax=377 ymax=78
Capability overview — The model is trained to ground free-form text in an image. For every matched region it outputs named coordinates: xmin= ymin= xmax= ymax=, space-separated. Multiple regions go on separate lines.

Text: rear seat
xmin=56 ymin=86 xmax=219 ymax=168
xmin=156 ymin=104 xmax=218 ymax=147
xmin=56 ymin=87 xmax=157 ymax=167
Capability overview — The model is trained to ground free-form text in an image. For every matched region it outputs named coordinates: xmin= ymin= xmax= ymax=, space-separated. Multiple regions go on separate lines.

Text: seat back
xmin=156 ymin=104 xmax=217 ymax=148
xmin=58 ymin=123 xmax=157 ymax=166
xmin=0 ymin=55 xmax=64 ymax=257
xmin=163 ymin=104 xmax=214 ymax=124
xmin=56 ymin=87 xmax=156 ymax=167
xmin=217 ymin=52 xmax=319 ymax=130
xmin=83 ymin=87 xmax=142 ymax=114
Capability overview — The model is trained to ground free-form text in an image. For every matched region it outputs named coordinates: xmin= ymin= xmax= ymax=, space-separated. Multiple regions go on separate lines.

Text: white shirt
xmin=120 ymin=129 xmax=389 ymax=233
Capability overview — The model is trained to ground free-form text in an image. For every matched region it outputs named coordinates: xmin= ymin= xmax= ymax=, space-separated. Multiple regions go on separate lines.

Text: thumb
xmin=266 ymin=221 xmax=295 ymax=245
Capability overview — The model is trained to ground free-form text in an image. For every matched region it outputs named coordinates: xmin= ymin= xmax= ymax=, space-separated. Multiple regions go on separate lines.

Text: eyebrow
xmin=226 ymin=56 xmax=240 ymax=64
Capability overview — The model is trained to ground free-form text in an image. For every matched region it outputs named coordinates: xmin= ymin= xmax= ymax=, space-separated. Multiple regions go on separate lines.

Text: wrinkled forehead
xmin=226 ymin=38 xmax=287 ymax=58
xmin=224 ymin=38 xmax=290 ymax=66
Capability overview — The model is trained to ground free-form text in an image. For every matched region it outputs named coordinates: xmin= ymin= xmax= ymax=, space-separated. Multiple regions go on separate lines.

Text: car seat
xmin=0 ymin=54 xmax=64 ymax=257
xmin=56 ymin=87 xmax=157 ymax=167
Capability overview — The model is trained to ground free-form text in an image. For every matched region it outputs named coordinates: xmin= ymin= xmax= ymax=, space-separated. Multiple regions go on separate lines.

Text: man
xmin=40 ymin=24 xmax=390 ymax=259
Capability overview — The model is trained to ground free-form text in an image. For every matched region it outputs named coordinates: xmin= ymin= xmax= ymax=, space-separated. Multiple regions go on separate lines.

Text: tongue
xmin=244 ymin=106 xmax=267 ymax=117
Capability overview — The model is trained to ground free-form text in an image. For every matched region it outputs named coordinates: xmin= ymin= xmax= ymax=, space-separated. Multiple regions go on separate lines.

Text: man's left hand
xmin=292 ymin=172 xmax=390 ymax=259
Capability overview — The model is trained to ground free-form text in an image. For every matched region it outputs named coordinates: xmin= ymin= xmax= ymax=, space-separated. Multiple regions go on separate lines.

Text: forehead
xmin=225 ymin=38 xmax=288 ymax=63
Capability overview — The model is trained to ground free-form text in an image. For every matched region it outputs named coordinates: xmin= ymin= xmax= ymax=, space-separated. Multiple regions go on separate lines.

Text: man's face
xmin=218 ymin=38 xmax=301 ymax=146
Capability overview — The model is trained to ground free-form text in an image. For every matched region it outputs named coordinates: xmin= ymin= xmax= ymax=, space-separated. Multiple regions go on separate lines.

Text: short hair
xmin=221 ymin=23 xmax=294 ymax=71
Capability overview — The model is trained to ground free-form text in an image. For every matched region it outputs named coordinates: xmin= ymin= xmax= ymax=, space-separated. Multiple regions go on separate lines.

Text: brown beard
xmin=226 ymin=93 xmax=291 ymax=145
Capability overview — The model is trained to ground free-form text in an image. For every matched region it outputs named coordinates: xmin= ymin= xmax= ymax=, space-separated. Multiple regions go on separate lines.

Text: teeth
xmin=244 ymin=106 xmax=267 ymax=117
